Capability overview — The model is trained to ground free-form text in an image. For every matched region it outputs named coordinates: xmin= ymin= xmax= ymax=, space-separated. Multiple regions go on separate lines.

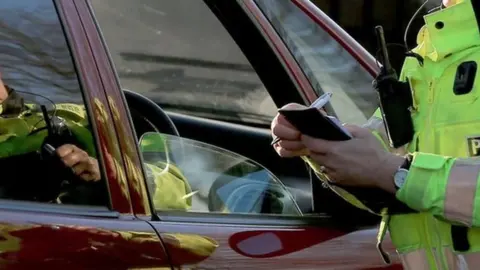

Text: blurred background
xmin=315 ymin=0 xmax=437 ymax=72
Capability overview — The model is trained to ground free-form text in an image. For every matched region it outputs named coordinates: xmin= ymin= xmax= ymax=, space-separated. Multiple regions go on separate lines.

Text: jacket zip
xmin=423 ymin=58 xmax=457 ymax=152
xmin=425 ymin=81 xmax=435 ymax=153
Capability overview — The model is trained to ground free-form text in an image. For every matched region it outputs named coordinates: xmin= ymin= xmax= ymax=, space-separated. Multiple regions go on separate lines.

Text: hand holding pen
xmin=271 ymin=92 xmax=332 ymax=146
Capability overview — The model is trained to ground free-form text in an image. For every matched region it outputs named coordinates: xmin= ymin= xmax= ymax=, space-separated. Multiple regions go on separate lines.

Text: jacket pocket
xmin=434 ymin=122 xmax=480 ymax=157
xmin=437 ymin=59 xmax=480 ymax=104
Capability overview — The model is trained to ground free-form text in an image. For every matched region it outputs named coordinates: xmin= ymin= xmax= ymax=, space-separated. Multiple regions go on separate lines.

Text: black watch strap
xmin=401 ymin=154 xmax=413 ymax=170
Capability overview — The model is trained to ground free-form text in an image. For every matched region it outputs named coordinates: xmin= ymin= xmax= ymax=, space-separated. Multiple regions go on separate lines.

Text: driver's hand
xmin=57 ymin=144 xmax=100 ymax=182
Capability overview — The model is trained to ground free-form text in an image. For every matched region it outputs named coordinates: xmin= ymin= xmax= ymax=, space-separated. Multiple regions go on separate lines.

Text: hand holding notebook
xmin=272 ymin=92 xmax=351 ymax=145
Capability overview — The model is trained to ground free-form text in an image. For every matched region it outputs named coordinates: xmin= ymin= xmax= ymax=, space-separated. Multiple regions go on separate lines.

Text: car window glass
xmin=139 ymin=132 xmax=302 ymax=216
xmin=255 ymin=0 xmax=377 ymax=125
xmin=0 ymin=0 xmax=107 ymax=207
xmin=90 ymin=0 xmax=277 ymax=126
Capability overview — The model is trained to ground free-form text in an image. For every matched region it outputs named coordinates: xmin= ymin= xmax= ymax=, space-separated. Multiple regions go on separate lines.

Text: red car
xmin=0 ymin=0 xmax=403 ymax=269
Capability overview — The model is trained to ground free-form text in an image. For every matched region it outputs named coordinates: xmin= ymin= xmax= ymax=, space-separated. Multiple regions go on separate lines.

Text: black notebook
xmin=278 ymin=106 xmax=352 ymax=141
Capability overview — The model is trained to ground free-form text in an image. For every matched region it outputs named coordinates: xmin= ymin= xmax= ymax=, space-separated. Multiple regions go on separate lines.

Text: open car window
xmin=1 ymin=1 xmax=81 ymax=102
xmin=255 ymin=0 xmax=377 ymax=125
xmin=139 ymin=132 xmax=302 ymax=216
xmin=0 ymin=0 xmax=107 ymax=207
xmin=90 ymin=0 xmax=277 ymax=126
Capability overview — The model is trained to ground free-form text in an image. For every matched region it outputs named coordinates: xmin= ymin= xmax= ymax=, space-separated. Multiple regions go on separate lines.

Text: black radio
xmin=373 ymin=26 xmax=415 ymax=149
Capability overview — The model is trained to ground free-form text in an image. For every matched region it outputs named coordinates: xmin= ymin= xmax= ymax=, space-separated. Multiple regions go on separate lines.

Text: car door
xmin=89 ymin=0 xmax=402 ymax=269
xmin=0 ymin=1 xmax=170 ymax=269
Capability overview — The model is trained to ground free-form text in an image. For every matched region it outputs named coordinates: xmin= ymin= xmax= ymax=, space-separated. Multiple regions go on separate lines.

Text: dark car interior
xmin=123 ymin=0 xmax=381 ymax=228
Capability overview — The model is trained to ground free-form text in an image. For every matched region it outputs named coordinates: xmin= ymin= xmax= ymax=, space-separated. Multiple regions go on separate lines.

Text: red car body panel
xmin=151 ymin=221 xmax=400 ymax=269
xmin=0 ymin=0 xmax=404 ymax=269
xmin=0 ymin=210 xmax=170 ymax=269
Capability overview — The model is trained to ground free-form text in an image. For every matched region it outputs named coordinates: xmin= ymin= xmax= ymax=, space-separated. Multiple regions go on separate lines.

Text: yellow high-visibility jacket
xmin=308 ymin=0 xmax=480 ymax=267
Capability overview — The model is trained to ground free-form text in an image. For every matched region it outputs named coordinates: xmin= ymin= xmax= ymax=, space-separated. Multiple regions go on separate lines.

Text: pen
xmin=271 ymin=92 xmax=332 ymax=146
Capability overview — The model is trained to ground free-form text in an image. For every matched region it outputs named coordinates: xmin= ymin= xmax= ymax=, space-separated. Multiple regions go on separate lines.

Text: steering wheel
xmin=123 ymin=89 xmax=186 ymax=167
xmin=123 ymin=89 xmax=180 ymax=137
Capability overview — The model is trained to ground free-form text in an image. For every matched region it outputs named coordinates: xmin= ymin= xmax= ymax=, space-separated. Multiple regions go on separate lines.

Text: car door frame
xmin=73 ymin=0 xmax=156 ymax=218
xmin=59 ymin=0 xmax=175 ymax=264
xmin=290 ymin=0 xmax=379 ymax=76
xmin=57 ymin=0 xmax=134 ymax=214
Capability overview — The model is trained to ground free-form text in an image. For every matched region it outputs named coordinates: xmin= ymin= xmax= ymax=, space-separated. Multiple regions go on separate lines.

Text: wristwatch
xmin=393 ymin=154 xmax=413 ymax=191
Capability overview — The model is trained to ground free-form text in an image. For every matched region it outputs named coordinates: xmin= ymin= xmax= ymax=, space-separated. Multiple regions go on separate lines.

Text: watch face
xmin=394 ymin=168 xmax=409 ymax=189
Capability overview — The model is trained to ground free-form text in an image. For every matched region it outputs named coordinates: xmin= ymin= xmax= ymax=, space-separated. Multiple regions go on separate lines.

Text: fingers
xmin=271 ymin=103 xmax=306 ymax=140
xmin=72 ymin=162 xmax=97 ymax=182
xmin=272 ymin=104 xmax=343 ymax=159
xmin=300 ymin=135 xmax=334 ymax=155
xmin=57 ymin=144 xmax=76 ymax=159
xmin=274 ymin=144 xmax=309 ymax=158
xmin=58 ymin=145 xmax=89 ymax=168
xmin=71 ymin=161 xmax=89 ymax=176
xmin=343 ymin=124 xmax=371 ymax=138
xmin=271 ymin=115 xmax=300 ymax=140
xmin=278 ymin=140 xmax=304 ymax=151
xmin=308 ymin=152 xmax=333 ymax=167
xmin=57 ymin=144 xmax=101 ymax=181
xmin=281 ymin=103 xmax=308 ymax=111
xmin=274 ymin=139 xmax=308 ymax=157
xmin=72 ymin=159 xmax=99 ymax=182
